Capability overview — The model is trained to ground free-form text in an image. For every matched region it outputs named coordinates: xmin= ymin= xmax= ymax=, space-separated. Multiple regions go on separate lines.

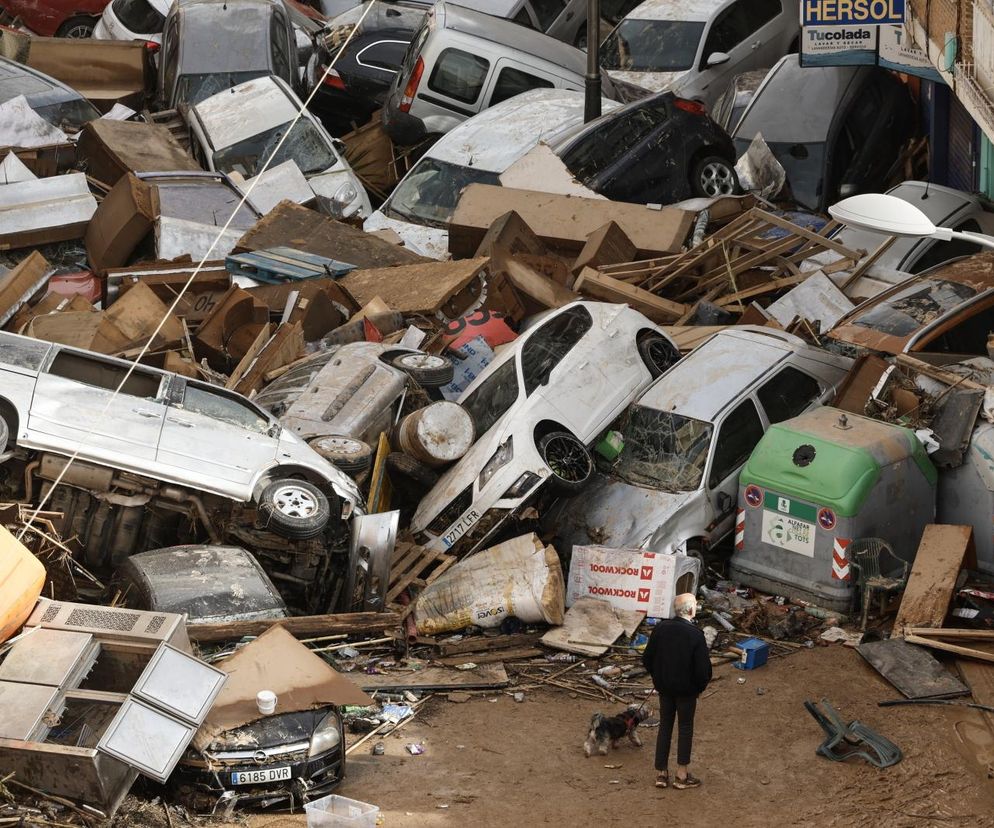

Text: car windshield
xmin=601 ymin=20 xmax=705 ymax=72
xmin=609 ymin=405 xmax=713 ymax=492
xmin=33 ymin=98 xmax=101 ymax=132
xmin=385 ymin=157 xmax=501 ymax=228
xmin=213 ymin=119 xmax=337 ymax=178
xmin=852 ymin=279 xmax=979 ymax=337
xmin=460 ymin=358 xmax=519 ymax=438
xmin=176 ymin=71 xmax=266 ymax=106
xmin=735 ymin=139 xmax=826 ymax=212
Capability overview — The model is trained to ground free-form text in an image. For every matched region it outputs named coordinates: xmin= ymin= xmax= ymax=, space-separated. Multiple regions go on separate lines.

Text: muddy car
xmin=545 ymin=328 xmax=851 ymax=560
xmin=410 ymin=301 xmax=679 ymax=555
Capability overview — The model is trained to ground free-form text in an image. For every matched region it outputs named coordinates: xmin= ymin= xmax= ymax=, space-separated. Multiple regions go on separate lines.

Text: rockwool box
xmin=566 ymin=546 xmax=702 ymax=619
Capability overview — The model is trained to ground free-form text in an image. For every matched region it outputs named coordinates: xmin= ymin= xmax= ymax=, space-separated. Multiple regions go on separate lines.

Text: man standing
xmin=642 ymin=592 xmax=711 ymax=789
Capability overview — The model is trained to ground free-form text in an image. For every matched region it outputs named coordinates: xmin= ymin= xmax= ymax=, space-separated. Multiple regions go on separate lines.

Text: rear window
xmin=853 ymin=279 xmax=979 ymax=337
xmin=601 ymin=20 xmax=705 ymax=72
xmin=427 ymin=48 xmax=489 ymax=104
xmin=111 ymin=0 xmax=166 ymax=34
xmin=356 ymin=40 xmax=408 ymax=71
xmin=33 ymin=98 xmax=101 ymax=132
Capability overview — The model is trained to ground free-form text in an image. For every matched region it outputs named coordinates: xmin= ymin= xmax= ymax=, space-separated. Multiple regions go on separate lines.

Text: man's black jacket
xmin=641 ymin=617 xmax=712 ymax=697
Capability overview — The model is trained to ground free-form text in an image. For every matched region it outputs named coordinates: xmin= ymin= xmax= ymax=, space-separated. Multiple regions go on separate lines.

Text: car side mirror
xmin=717 ymin=491 xmax=732 ymax=514
xmin=706 ymin=51 xmax=730 ymax=67
xmin=268 ymin=423 xmax=282 ymax=438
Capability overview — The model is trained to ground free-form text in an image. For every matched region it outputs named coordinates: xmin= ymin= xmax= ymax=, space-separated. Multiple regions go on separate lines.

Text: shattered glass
xmin=213 ymin=118 xmax=337 ymax=179
xmin=176 ymin=71 xmax=266 ymax=107
xmin=385 ymin=158 xmax=501 ymax=228
xmin=852 ymin=279 xmax=978 ymax=337
xmin=610 ymin=405 xmax=712 ymax=492
xmin=601 ymin=20 xmax=705 ymax=72
xmin=460 ymin=358 xmax=519 ymax=439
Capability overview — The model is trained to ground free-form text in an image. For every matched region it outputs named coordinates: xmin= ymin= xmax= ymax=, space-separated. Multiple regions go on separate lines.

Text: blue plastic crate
xmin=733 ymin=637 xmax=769 ymax=670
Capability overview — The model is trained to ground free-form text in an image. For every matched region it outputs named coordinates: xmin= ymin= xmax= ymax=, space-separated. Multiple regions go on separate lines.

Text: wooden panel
xmin=895 ymin=525 xmax=977 ymax=632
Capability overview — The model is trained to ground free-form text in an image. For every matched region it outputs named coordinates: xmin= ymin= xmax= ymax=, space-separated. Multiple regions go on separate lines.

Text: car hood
xmin=549 ymin=472 xmax=701 ymax=553
xmin=363 ymin=211 xmax=450 ymax=259
xmin=605 ymin=69 xmax=687 ymax=94
xmin=202 ymin=709 xmax=327 ymax=753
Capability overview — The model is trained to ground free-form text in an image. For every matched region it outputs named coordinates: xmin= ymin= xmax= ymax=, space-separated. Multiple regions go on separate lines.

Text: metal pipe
xmin=22 ymin=459 xmax=40 ymax=503
xmin=584 ymin=0 xmax=600 ymax=122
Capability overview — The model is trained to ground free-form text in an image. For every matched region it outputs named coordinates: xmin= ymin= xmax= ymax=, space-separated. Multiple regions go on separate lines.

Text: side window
xmin=701 ymin=0 xmax=757 ymax=60
xmin=513 ymin=6 xmax=536 ymax=28
xmin=911 ymin=219 xmax=983 ymax=274
xmin=922 ymin=304 xmax=994 ymax=356
xmin=520 ymin=306 xmax=593 ymax=395
xmin=161 ymin=24 xmax=178 ymax=99
xmin=489 ymin=66 xmax=554 ymax=106
xmin=271 ymin=15 xmax=292 ymax=81
xmin=180 ymin=384 xmax=271 ymax=433
xmin=0 ymin=335 xmax=50 ymax=369
xmin=48 ymin=351 xmax=162 ymax=400
xmin=530 ymin=0 xmax=566 ymax=30
xmin=427 ymin=48 xmax=490 ymax=104
xmin=356 ymin=40 xmax=409 ymax=71
xmin=754 ymin=0 xmax=782 ymax=27
xmin=757 ymin=366 xmax=823 ymax=425
xmin=708 ymin=399 xmax=764 ymax=489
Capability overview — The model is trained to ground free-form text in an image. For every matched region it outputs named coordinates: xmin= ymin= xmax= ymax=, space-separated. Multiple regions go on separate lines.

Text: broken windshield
xmin=460 ymin=358 xmax=519 ymax=438
xmin=213 ymin=119 xmax=337 ymax=179
xmin=609 ymin=405 xmax=713 ymax=492
xmin=852 ymin=279 xmax=978 ymax=337
xmin=385 ymin=158 xmax=501 ymax=228
xmin=177 ymin=71 xmax=267 ymax=106
xmin=601 ymin=20 xmax=705 ymax=72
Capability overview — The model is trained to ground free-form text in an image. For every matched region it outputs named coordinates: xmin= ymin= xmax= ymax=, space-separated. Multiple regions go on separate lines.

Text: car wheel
xmin=637 ymin=332 xmax=679 ymax=378
xmin=257 ymin=479 xmax=330 ymax=540
xmin=538 ymin=431 xmax=593 ymax=494
xmin=386 ymin=452 xmax=439 ymax=489
xmin=56 ymin=15 xmax=97 ymax=37
xmin=311 ymin=436 xmax=373 ymax=476
xmin=390 ymin=353 xmax=454 ymax=388
xmin=691 ymin=155 xmax=738 ymax=198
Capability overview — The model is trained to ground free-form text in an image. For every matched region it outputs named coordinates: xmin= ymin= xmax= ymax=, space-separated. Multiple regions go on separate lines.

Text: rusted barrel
xmin=396 ymin=401 xmax=475 ymax=468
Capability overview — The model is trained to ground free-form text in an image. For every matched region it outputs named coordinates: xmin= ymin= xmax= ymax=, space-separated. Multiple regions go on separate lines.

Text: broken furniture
xmin=0 ymin=600 xmax=225 ymax=817
xmin=849 ymin=538 xmax=910 ymax=630
xmin=804 ymin=698 xmax=902 ymax=768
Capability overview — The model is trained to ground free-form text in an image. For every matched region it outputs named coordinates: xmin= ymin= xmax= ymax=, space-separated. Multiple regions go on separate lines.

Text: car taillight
xmin=673 ymin=97 xmax=706 ymax=115
xmin=144 ymin=40 xmax=160 ymax=53
xmin=400 ymin=56 xmax=424 ymax=113
xmin=322 ymin=67 xmax=346 ymax=90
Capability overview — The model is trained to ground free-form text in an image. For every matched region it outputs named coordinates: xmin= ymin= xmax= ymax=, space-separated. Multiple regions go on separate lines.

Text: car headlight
xmin=309 ymin=710 xmax=342 ymax=757
xmin=501 ymin=471 xmax=540 ymax=500
xmin=330 ymin=181 xmax=359 ymax=216
xmin=479 ymin=437 xmax=513 ymax=491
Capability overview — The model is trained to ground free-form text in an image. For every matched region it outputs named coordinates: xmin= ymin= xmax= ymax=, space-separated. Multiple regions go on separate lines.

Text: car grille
xmin=426 ymin=484 xmax=473 ymax=536
xmin=205 ymin=742 xmax=310 ymax=767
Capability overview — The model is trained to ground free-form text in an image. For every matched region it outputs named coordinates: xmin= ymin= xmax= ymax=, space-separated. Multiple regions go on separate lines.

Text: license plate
xmin=230 ymin=766 xmax=291 ymax=785
xmin=442 ymin=509 xmax=480 ymax=548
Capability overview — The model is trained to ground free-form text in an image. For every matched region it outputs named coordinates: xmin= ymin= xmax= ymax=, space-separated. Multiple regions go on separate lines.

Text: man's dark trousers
xmin=655 ymin=695 xmax=697 ymax=769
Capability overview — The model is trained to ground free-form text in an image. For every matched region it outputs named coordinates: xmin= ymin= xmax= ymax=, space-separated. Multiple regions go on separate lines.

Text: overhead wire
xmin=17 ymin=0 xmax=382 ymax=541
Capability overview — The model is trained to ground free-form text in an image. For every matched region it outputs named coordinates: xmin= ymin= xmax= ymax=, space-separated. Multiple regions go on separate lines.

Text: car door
xmin=157 ymin=378 xmax=280 ymax=491
xmin=28 ymin=349 xmax=168 ymax=464
xmin=703 ymin=397 xmax=765 ymax=542
xmin=755 ymin=365 xmax=826 ymax=426
xmin=529 ymin=0 xmax=583 ymax=44
xmin=483 ymin=59 xmax=556 ymax=107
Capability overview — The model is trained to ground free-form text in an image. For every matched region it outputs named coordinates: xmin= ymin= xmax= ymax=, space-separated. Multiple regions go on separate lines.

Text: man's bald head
xmin=674 ymin=593 xmax=697 ymax=619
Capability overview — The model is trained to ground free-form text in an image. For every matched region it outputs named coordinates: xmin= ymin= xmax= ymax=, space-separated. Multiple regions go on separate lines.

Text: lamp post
xmin=584 ymin=0 xmax=600 ymax=123
xmin=829 ymin=192 xmax=994 ymax=251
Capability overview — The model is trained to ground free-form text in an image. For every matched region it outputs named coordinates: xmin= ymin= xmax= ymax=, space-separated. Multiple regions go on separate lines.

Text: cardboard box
xmin=78 ymin=120 xmax=200 ymax=187
xmin=85 ymin=173 xmax=158 ymax=273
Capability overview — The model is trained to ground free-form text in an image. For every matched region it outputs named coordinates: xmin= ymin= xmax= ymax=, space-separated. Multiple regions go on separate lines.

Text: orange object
xmin=0 ymin=524 xmax=45 ymax=644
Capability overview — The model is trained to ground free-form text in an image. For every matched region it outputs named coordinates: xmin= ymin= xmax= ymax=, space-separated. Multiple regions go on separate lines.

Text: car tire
xmin=637 ymin=331 xmax=679 ymax=378
xmin=390 ymin=353 xmax=454 ymax=388
xmin=56 ymin=15 xmax=97 ymax=37
xmin=0 ymin=417 xmax=8 ymax=453
xmin=311 ymin=436 xmax=373 ymax=476
xmin=691 ymin=155 xmax=738 ymax=198
xmin=386 ymin=452 xmax=439 ymax=489
xmin=538 ymin=431 xmax=593 ymax=494
xmin=257 ymin=479 xmax=330 ymax=540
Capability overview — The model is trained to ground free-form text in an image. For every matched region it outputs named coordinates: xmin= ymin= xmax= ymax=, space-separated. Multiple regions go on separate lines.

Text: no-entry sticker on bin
xmin=566 ymin=546 xmax=700 ymax=618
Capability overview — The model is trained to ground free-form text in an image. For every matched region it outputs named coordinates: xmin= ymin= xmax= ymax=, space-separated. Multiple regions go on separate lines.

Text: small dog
xmin=583 ymin=704 xmax=649 ymax=757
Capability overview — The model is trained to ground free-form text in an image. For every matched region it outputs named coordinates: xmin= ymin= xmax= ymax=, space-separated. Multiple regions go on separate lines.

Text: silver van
xmin=382 ymin=1 xmax=638 ymax=145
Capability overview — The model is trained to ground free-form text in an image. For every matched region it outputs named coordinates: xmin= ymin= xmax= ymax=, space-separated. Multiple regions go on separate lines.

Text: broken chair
xmin=804 ymin=698 xmax=902 ymax=768
xmin=849 ymin=538 xmax=909 ymax=630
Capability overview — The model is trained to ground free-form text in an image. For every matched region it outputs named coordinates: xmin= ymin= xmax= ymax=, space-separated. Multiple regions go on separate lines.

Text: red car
xmin=2 ymin=0 xmax=108 ymax=37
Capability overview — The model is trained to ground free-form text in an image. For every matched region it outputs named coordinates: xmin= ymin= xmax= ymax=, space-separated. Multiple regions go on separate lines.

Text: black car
xmin=310 ymin=1 xmax=426 ymax=134
xmin=0 ymin=57 xmax=100 ymax=133
xmin=732 ymin=55 xmax=917 ymax=213
xmin=547 ymin=90 xmax=740 ymax=203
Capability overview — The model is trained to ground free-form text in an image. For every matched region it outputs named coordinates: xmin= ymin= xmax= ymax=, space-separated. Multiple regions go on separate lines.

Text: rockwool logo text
xmin=588 ymin=586 xmax=637 ymax=598
xmin=589 ymin=564 xmax=640 ymax=576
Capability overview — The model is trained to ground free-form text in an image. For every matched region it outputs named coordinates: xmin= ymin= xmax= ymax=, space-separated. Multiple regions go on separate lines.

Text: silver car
xmin=0 ymin=331 xmax=361 ymax=540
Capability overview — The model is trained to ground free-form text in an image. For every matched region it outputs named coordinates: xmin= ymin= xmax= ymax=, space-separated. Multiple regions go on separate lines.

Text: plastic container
xmin=256 ymin=690 xmax=277 ymax=715
xmin=733 ymin=638 xmax=769 ymax=670
xmin=305 ymin=794 xmax=380 ymax=828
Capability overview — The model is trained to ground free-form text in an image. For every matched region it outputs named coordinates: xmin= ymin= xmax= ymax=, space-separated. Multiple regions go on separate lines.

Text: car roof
xmin=638 ymin=328 xmax=807 ymax=420
xmin=0 ymin=57 xmax=78 ymax=109
xmin=436 ymin=1 xmax=586 ymax=74
xmin=194 ymin=76 xmax=298 ymax=149
xmin=425 ymin=89 xmax=618 ymax=172
xmin=619 ymin=0 xmax=722 ymax=23
xmin=174 ymin=0 xmax=280 ymax=71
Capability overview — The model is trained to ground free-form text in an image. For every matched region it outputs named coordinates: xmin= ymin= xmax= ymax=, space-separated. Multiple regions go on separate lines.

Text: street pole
xmin=584 ymin=0 xmax=600 ymax=123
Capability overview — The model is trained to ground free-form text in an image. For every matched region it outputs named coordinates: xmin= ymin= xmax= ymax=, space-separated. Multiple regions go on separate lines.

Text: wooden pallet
xmin=386 ymin=540 xmax=456 ymax=605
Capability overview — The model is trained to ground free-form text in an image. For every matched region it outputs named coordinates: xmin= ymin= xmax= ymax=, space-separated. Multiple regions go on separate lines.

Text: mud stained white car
xmin=410 ymin=301 xmax=680 ymax=555
xmin=545 ymin=327 xmax=852 ymax=560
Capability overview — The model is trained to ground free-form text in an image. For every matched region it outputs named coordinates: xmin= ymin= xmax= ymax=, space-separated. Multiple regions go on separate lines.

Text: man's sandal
xmin=672 ymin=774 xmax=701 ymax=789
xmin=655 ymin=771 xmax=668 ymax=788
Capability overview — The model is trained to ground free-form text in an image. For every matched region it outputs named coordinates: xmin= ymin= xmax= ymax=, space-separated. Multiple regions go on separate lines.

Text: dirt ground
xmin=237 ymin=645 xmax=994 ymax=828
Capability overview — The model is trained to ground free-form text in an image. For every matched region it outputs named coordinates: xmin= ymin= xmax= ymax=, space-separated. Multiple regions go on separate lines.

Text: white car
xmin=187 ymin=75 xmax=371 ymax=220
xmin=600 ymin=0 xmax=798 ymax=111
xmin=410 ymin=301 xmax=680 ymax=555
xmin=92 ymin=0 xmax=171 ymax=42
xmin=364 ymin=88 xmax=619 ymax=258
xmin=545 ymin=328 xmax=851 ymax=559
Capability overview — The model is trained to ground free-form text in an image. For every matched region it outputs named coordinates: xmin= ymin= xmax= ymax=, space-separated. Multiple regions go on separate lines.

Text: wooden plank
xmin=895 ymin=354 xmax=988 ymax=392
xmin=713 ymin=274 xmax=810 ymax=308
xmin=957 ymin=659 xmax=994 ymax=733
xmin=434 ymin=647 xmax=542 ymax=666
xmin=905 ymin=634 xmax=994 ymax=664
xmin=907 ymin=628 xmax=994 ymax=640
xmin=754 ymin=209 xmax=864 ymax=260
xmin=435 ymin=632 xmax=541 ymax=656
xmin=366 ymin=432 xmax=392 ymax=515
xmin=187 ymin=611 xmax=401 ymax=643
xmin=504 ymin=258 xmax=580 ymax=309
xmin=573 ymin=268 xmax=688 ymax=322
xmin=225 ymin=322 xmax=272 ymax=390
xmin=842 ymin=237 xmax=897 ymax=291
xmin=232 ymin=322 xmax=304 ymax=397
xmin=572 ymin=221 xmax=637 ymax=276
xmin=358 ymin=662 xmax=509 ymax=691
xmin=895 ymin=525 xmax=977 ymax=633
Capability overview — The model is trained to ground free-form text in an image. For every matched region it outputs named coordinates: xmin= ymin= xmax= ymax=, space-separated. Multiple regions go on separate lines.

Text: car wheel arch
xmin=0 ymin=397 xmax=19 ymax=444
xmin=253 ymin=464 xmax=330 ymax=500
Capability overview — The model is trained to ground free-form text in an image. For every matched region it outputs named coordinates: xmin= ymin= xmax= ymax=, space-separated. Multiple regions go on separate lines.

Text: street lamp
xmin=829 ymin=192 xmax=994 ymax=251
xmin=584 ymin=0 xmax=600 ymax=123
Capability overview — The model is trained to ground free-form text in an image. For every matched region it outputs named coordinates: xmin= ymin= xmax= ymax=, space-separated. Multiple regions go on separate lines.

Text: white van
xmin=381 ymin=1 xmax=638 ymax=145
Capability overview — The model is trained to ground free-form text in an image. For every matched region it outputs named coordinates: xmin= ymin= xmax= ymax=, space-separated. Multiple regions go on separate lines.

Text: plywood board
xmin=857 ymin=637 xmax=969 ymax=699
xmin=341 ymin=258 xmax=488 ymax=316
xmin=358 ymin=662 xmax=509 ymax=691
xmin=541 ymin=597 xmax=625 ymax=657
xmin=895 ymin=525 xmax=976 ymax=633
xmin=0 ymin=250 xmax=49 ymax=327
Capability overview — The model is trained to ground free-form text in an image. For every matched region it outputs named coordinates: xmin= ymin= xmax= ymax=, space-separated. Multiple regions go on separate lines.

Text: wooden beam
xmin=895 ymin=354 xmax=988 ymax=392
xmin=905 ymin=634 xmax=994 ymax=664
xmin=714 ymin=274 xmax=808 ymax=307
xmin=187 ymin=611 xmax=401 ymax=643
xmin=895 ymin=525 xmax=976 ymax=633
xmin=573 ymin=268 xmax=688 ymax=322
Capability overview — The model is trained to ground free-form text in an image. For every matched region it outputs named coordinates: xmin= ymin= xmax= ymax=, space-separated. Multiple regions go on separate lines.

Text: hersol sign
xmin=802 ymin=0 xmax=904 ymax=26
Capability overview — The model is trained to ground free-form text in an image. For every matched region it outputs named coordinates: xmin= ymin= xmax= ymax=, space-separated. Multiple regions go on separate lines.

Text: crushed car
xmin=0 ymin=57 xmax=101 ymax=134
